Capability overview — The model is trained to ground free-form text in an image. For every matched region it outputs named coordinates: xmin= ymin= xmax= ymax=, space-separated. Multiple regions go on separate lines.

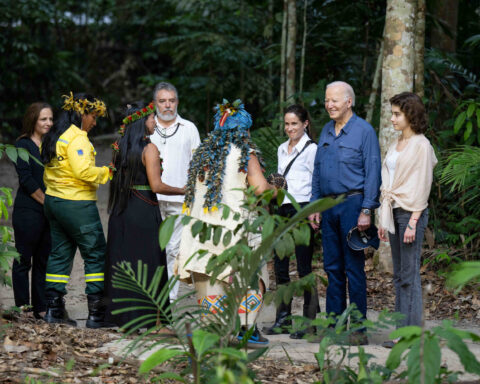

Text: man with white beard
xmin=149 ymin=82 xmax=200 ymax=301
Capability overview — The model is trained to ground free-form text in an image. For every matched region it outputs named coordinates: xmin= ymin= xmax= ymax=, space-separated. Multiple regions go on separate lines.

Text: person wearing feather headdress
xmin=176 ymin=99 xmax=275 ymax=345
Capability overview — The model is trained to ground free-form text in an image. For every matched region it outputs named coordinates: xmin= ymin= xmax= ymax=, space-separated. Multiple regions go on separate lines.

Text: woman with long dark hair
xmin=265 ymin=104 xmax=320 ymax=339
xmin=105 ymin=102 xmax=185 ymax=330
xmin=42 ymin=92 xmax=111 ymax=328
xmin=12 ymin=102 xmax=53 ymax=319
xmin=378 ymin=92 xmax=437 ymax=348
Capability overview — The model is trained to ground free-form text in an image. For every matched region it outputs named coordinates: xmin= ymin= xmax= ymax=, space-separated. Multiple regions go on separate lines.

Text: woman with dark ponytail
xmin=105 ymin=102 xmax=185 ymax=331
xmin=265 ymin=104 xmax=320 ymax=339
xmin=42 ymin=92 xmax=111 ymax=328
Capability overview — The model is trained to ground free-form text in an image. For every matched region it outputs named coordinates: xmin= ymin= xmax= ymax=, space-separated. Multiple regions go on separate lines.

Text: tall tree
xmin=285 ymin=0 xmax=297 ymax=101
xmin=280 ymin=0 xmax=288 ymax=115
xmin=430 ymin=0 xmax=459 ymax=53
xmin=379 ymin=0 xmax=416 ymax=156
xmin=365 ymin=37 xmax=384 ymax=124
xmin=378 ymin=0 xmax=417 ymax=270
xmin=414 ymin=0 xmax=426 ymax=97
xmin=298 ymin=0 xmax=308 ymax=99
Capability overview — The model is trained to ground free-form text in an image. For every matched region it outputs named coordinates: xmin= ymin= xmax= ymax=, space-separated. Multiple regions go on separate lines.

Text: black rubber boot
xmin=86 ymin=294 xmax=115 ymax=329
xmin=265 ymin=300 xmax=292 ymax=335
xmin=44 ymin=295 xmax=77 ymax=326
xmin=290 ymin=287 xmax=320 ymax=339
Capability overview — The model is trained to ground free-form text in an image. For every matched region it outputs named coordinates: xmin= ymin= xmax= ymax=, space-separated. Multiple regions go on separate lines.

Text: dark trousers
xmin=321 ymin=194 xmax=366 ymax=320
xmin=274 ymin=203 xmax=320 ymax=315
xmin=12 ymin=207 xmax=50 ymax=313
xmin=44 ymin=196 xmax=106 ymax=296
xmin=389 ymin=208 xmax=428 ymax=328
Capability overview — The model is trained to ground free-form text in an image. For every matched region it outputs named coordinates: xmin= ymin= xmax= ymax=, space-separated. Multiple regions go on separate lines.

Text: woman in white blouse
xmin=378 ymin=92 xmax=437 ymax=348
xmin=265 ymin=104 xmax=320 ymax=339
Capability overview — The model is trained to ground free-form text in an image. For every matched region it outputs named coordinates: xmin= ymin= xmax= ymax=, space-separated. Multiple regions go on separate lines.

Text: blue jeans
xmin=388 ymin=208 xmax=428 ymax=327
xmin=321 ymin=194 xmax=366 ymax=321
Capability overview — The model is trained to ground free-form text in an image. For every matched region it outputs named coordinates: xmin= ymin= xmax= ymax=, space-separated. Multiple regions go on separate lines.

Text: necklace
xmin=154 ymin=116 xmax=180 ymax=144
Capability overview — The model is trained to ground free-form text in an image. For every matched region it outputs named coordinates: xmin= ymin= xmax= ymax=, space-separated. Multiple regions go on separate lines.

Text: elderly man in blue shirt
xmin=309 ymin=81 xmax=381 ymax=345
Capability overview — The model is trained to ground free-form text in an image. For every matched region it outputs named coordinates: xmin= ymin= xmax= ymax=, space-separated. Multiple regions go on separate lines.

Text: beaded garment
xmin=183 ymin=100 xmax=260 ymax=213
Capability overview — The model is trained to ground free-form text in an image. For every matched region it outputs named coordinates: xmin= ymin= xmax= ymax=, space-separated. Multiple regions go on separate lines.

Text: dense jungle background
xmin=1 ymin=0 xmax=479 ymax=266
xmin=1 ymin=1 xmax=480 ymax=382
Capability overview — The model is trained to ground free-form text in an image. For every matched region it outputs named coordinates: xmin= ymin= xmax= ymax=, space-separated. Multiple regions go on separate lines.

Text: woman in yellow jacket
xmin=41 ymin=92 xmax=111 ymax=327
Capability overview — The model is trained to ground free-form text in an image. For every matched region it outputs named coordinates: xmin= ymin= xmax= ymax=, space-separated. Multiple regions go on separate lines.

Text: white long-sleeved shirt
xmin=149 ymin=114 xmax=200 ymax=203
xmin=277 ymin=133 xmax=317 ymax=205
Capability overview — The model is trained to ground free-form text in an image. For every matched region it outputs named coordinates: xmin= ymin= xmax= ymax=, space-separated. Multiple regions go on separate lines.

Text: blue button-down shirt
xmin=310 ymin=113 xmax=381 ymax=209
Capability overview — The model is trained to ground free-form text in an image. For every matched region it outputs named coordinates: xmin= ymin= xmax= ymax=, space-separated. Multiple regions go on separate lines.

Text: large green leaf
xmin=213 ymin=226 xmax=222 ymax=246
xmin=5 ymin=146 xmax=17 ymax=163
xmin=454 ymin=111 xmax=467 ymax=133
xmin=420 ymin=336 xmax=441 ymax=384
xmin=261 ymin=216 xmax=274 ymax=240
xmin=159 ymin=215 xmax=177 ymax=250
xmin=253 ymin=197 xmax=339 ymax=262
xmin=386 ymin=338 xmax=416 ymax=370
xmin=17 ymin=147 xmax=30 ymax=163
xmin=466 ymin=102 xmax=476 ymax=117
xmin=389 ymin=326 xmax=422 ymax=340
xmin=139 ymin=348 xmax=184 ymax=374
xmin=447 ymin=261 xmax=480 ymax=289
xmin=434 ymin=328 xmax=480 ymax=374
xmin=192 ymin=329 xmax=219 ymax=358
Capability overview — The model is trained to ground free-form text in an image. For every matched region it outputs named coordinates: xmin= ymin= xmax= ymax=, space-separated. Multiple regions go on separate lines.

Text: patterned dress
xmin=176 ymin=145 xmax=267 ymax=326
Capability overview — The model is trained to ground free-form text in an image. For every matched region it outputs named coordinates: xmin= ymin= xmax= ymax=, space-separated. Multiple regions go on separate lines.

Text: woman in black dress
xmin=105 ymin=102 xmax=185 ymax=330
xmin=12 ymin=102 xmax=53 ymax=319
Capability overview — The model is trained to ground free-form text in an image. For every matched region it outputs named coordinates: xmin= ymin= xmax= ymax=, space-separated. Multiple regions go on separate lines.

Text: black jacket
xmin=13 ymin=137 xmax=45 ymax=213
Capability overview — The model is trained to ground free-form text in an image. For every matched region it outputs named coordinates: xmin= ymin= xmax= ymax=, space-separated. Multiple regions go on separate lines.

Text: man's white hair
xmin=326 ymin=81 xmax=355 ymax=107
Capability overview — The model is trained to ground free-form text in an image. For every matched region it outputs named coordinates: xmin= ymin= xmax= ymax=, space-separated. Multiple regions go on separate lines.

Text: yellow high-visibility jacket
xmin=44 ymin=124 xmax=109 ymax=201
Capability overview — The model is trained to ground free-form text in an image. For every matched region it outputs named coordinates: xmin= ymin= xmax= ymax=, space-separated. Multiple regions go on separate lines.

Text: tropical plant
xmin=0 ymin=144 xmax=24 ymax=287
xmin=438 ymin=145 xmax=480 ymax=256
xmin=111 ymin=188 xmax=340 ymax=382
xmin=386 ymin=321 xmax=480 ymax=383
xmin=452 ymin=99 xmax=480 ymax=145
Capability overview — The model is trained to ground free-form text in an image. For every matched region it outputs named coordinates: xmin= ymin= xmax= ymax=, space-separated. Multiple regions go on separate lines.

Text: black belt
xmin=325 ymin=190 xmax=363 ymax=199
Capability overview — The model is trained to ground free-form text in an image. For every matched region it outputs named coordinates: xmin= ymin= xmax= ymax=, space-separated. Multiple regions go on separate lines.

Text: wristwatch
xmin=361 ymin=208 xmax=371 ymax=215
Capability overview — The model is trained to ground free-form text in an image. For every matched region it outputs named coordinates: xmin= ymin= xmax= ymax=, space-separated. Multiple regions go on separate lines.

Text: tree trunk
xmin=286 ymin=0 xmax=297 ymax=102
xmin=414 ymin=0 xmax=426 ymax=98
xmin=299 ymin=0 xmax=307 ymax=100
xmin=280 ymin=0 xmax=288 ymax=117
xmin=430 ymin=0 xmax=458 ymax=53
xmin=366 ymin=35 xmax=384 ymax=124
xmin=377 ymin=0 xmax=416 ymax=272
xmin=267 ymin=0 xmax=274 ymax=106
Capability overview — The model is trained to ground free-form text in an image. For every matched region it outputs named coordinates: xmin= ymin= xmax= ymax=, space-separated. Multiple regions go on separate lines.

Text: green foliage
xmin=312 ymin=307 xmax=399 ymax=383
xmin=113 ymin=188 xmax=339 ymax=383
xmin=386 ymin=321 xmax=480 ymax=383
xmin=453 ymin=100 xmax=480 ymax=145
xmin=447 ymin=261 xmax=480 ymax=291
xmin=0 ymin=0 xmax=389 ymax=140
xmin=0 ymin=144 xmax=23 ymax=286
xmin=424 ymin=41 xmax=480 ymax=255
xmin=436 ymin=145 xmax=480 ymax=256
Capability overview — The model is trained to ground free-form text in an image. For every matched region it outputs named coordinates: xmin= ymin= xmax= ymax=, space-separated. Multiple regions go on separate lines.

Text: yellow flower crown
xmin=62 ymin=92 xmax=107 ymax=117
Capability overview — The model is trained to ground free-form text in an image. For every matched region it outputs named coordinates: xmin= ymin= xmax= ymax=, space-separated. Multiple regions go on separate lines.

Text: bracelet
xmin=407 ymin=223 xmax=414 ymax=230
xmin=411 ymin=218 xmax=418 ymax=221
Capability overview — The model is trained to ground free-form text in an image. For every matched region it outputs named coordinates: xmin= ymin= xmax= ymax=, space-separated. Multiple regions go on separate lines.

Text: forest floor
xmin=1 ymin=141 xmax=479 ymax=383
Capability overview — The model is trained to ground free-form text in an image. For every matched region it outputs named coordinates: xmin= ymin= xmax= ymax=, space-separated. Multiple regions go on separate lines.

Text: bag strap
xmin=282 ymin=139 xmax=315 ymax=177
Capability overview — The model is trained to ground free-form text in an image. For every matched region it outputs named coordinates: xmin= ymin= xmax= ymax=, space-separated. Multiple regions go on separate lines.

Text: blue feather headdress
xmin=183 ymin=99 xmax=259 ymax=214
xmin=213 ymin=99 xmax=252 ymax=131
